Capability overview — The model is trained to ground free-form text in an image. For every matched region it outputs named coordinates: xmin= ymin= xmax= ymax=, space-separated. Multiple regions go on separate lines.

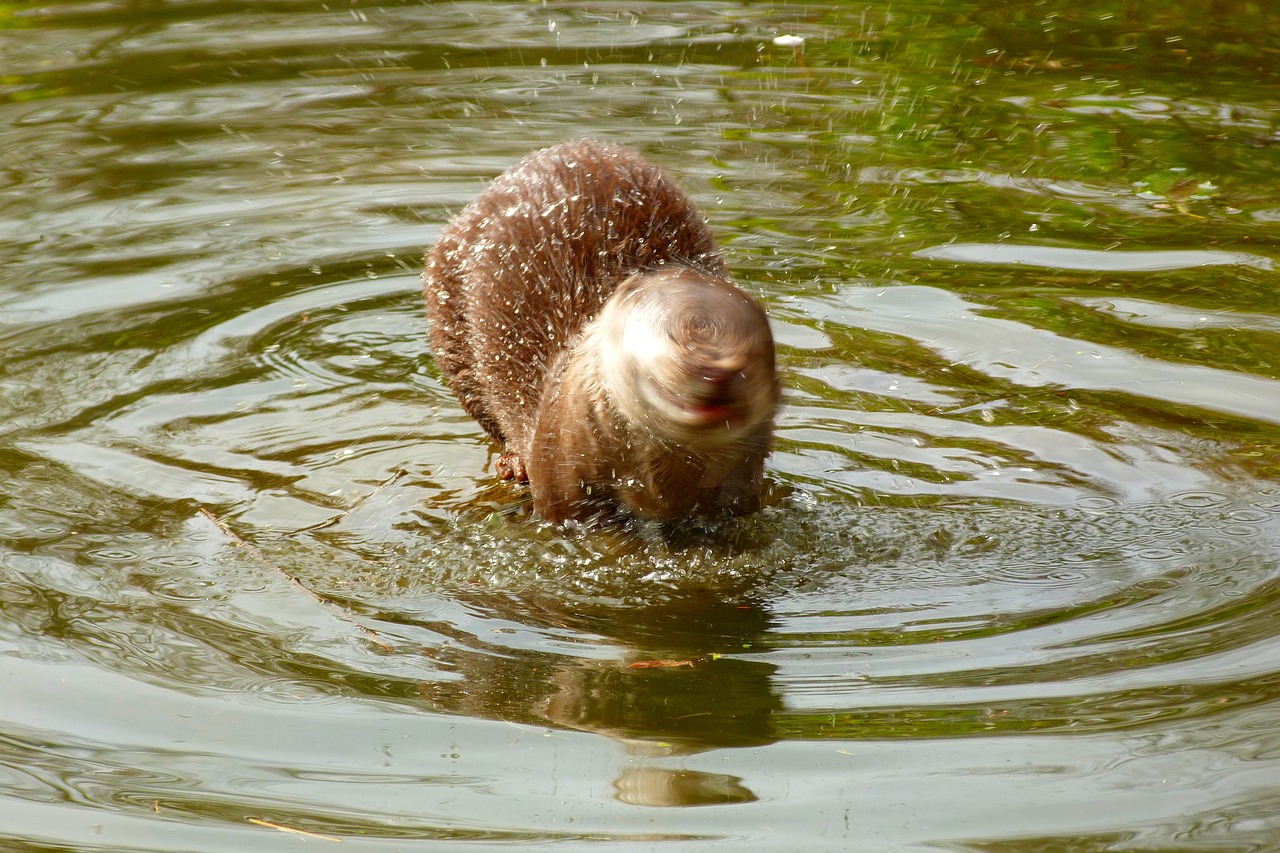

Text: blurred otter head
xmin=594 ymin=267 xmax=777 ymax=446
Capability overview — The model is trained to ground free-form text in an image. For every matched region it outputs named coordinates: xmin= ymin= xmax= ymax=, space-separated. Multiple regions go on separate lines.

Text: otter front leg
xmin=496 ymin=450 xmax=528 ymax=483
xmin=530 ymin=471 xmax=593 ymax=524
xmin=701 ymin=424 xmax=773 ymax=515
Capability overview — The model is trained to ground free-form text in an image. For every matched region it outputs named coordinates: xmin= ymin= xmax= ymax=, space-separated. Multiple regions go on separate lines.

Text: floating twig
xmin=198 ymin=506 xmax=394 ymax=652
xmin=248 ymin=818 xmax=342 ymax=842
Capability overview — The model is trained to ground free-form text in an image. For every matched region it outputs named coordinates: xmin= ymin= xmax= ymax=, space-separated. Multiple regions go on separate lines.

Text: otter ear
xmin=611 ymin=265 xmax=695 ymax=300
xmin=610 ymin=270 xmax=650 ymax=299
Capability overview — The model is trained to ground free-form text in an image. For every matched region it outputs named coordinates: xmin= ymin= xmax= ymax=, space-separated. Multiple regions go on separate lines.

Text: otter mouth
xmin=686 ymin=403 xmax=753 ymax=430
xmin=648 ymin=377 xmax=757 ymax=431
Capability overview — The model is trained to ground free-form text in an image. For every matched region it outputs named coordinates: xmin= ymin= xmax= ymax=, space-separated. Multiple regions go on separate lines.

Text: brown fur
xmin=424 ymin=140 xmax=778 ymax=524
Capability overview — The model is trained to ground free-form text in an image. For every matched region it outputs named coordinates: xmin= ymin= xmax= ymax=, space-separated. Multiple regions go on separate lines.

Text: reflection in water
xmin=413 ymin=587 xmax=778 ymax=806
xmin=614 ymin=766 xmax=756 ymax=808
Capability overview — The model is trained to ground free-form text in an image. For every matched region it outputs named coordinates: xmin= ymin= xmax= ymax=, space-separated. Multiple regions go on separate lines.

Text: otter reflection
xmin=415 ymin=583 xmax=779 ymax=807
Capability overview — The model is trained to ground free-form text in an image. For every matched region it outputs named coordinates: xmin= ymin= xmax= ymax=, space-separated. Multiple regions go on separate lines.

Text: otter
xmin=424 ymin=140 xmax=779 ymax=524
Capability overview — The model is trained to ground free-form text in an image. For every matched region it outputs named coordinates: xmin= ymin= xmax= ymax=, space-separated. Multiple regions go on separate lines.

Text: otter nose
xmin=692 ymin=348 xmax=749 ymax=381
xmin=699 ymin=365 xmax=737 ymax=385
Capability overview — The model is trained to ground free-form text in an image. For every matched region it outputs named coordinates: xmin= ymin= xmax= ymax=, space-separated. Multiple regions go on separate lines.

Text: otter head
xmin=592 ymin=266 xmax=779 ymax=446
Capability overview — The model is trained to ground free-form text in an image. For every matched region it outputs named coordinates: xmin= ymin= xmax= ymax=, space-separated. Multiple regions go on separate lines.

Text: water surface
xmin=2 ymin=1 xmax=1279 ymax=850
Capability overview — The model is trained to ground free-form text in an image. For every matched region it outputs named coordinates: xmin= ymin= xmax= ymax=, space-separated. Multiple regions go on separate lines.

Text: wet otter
xmin=424 ymin=140 xmax=779 ymax=524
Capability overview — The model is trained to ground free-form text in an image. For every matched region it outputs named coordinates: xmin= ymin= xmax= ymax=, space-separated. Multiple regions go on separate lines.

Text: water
xmin=3 ymin=1 xmax=1279 ymax=850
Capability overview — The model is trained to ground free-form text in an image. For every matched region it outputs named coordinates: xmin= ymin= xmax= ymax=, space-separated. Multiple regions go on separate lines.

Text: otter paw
xmin=496 ymin=452 xmax=529 ymax=483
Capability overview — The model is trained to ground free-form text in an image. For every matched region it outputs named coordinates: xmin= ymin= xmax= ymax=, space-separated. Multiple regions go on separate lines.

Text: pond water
xmin=3 ymin=1 xmax=1279 ymax=850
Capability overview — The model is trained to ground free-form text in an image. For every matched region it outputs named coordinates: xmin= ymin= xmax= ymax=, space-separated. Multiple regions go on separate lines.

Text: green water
xmin=2 ymin=1 xmax=1279 ymax=850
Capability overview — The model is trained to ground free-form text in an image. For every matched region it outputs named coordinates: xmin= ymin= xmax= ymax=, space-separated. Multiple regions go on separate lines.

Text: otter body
xmin=424 ymin=140 xmax=778 ymax=524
